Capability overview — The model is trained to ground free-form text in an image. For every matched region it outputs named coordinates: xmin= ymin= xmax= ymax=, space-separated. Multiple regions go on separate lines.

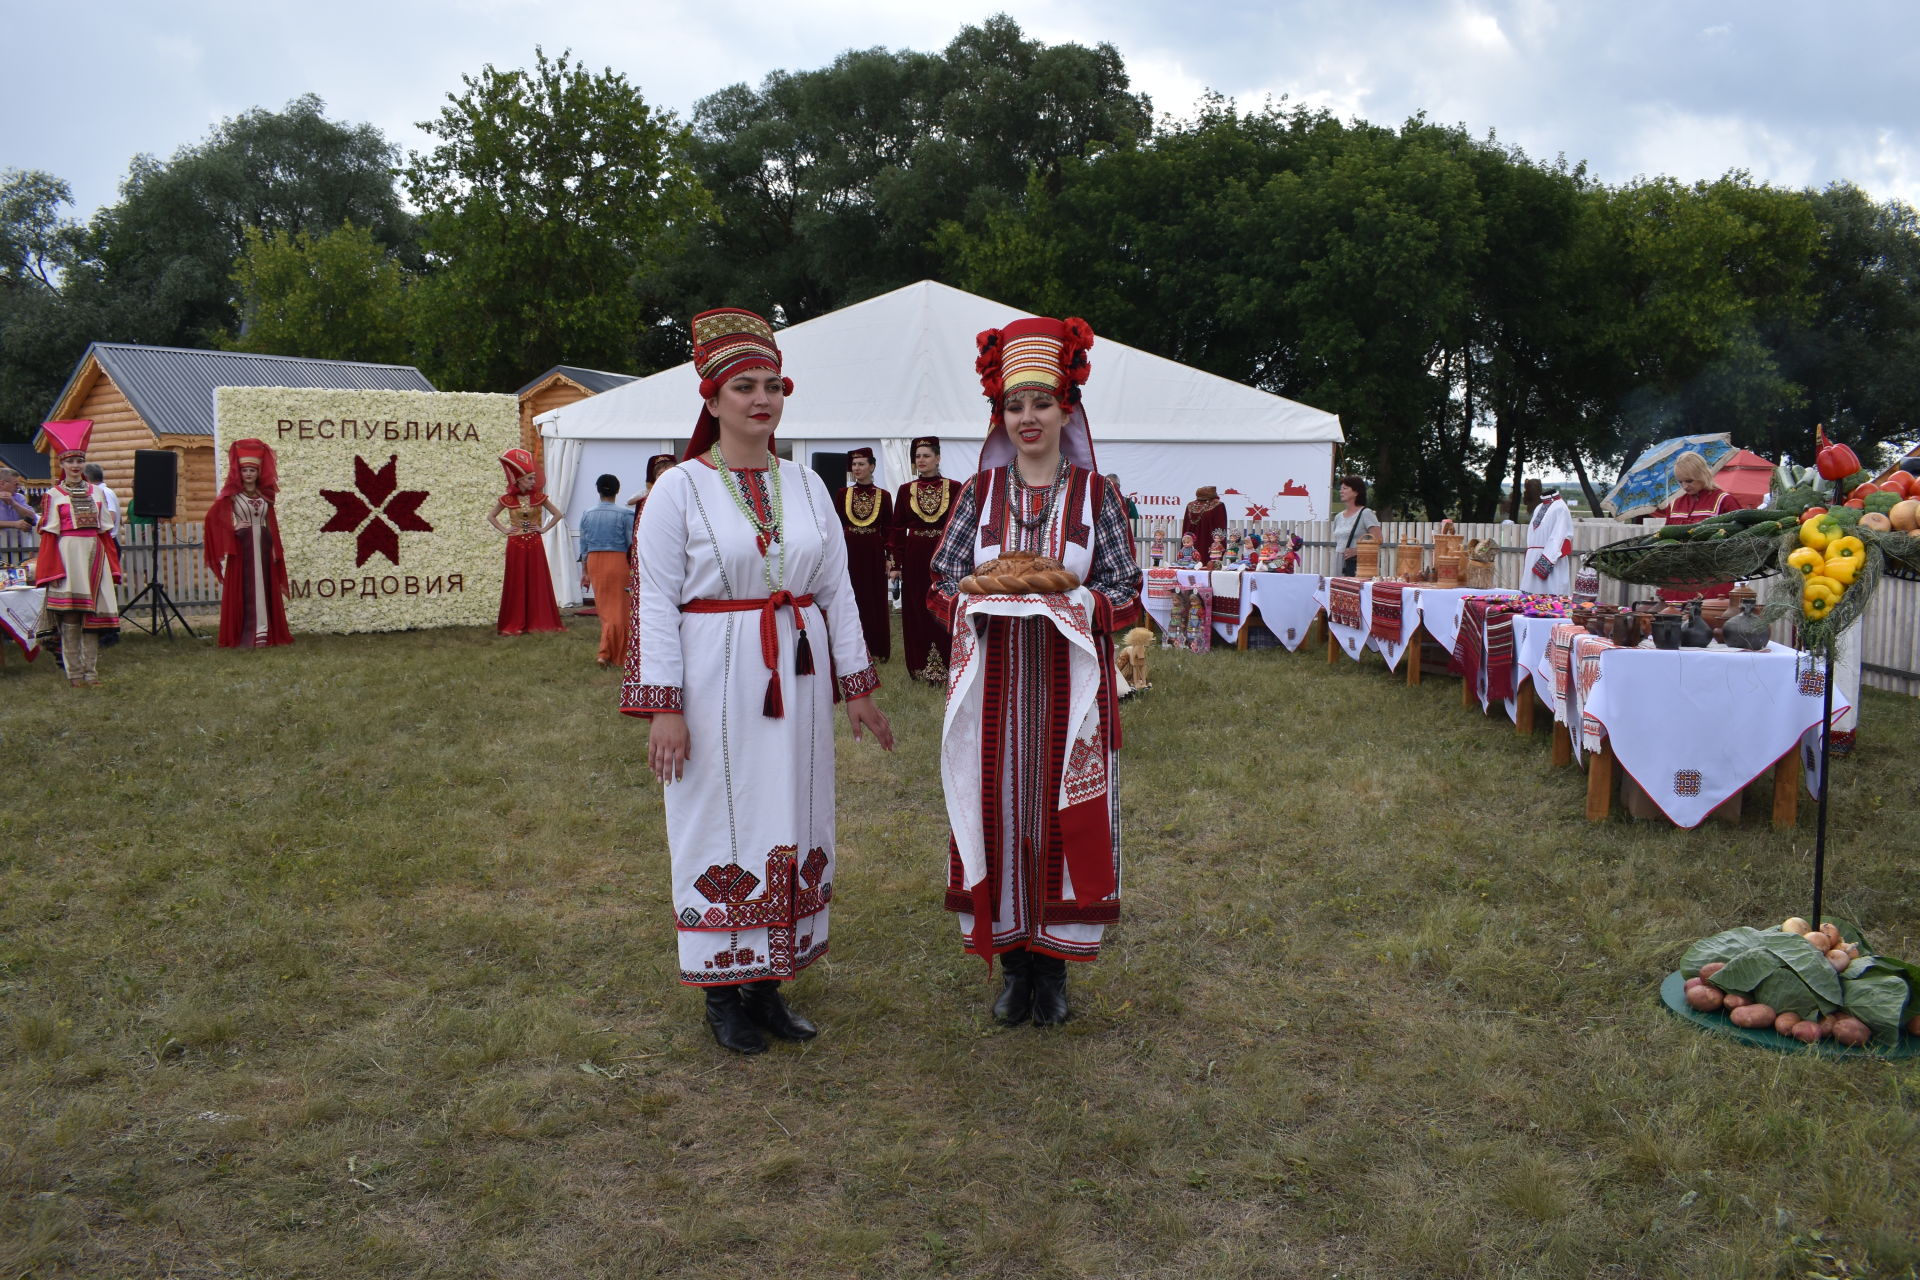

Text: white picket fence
xmin=1130 ymin=516 xmax=1920 ymax=697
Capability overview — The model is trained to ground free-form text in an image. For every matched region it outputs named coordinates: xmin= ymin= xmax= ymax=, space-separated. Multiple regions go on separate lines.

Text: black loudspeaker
xmin=132 ymin=449 xmax=178 ymax=520
xmin=812 ymin=450 xmax=849 ymax=491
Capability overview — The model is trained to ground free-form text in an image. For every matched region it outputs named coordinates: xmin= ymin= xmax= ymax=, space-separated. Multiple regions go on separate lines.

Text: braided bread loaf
xmin=959 ymin=547 xmax=1081 ymax=595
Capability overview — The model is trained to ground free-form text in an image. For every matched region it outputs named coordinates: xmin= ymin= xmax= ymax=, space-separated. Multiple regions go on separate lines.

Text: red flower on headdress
xmin=698 ymin=375 xmax=720 ymax=399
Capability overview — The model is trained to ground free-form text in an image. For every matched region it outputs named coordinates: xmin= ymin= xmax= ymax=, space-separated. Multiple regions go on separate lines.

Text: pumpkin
xmin=1891 ymin=499 xmax=1920 ymax=532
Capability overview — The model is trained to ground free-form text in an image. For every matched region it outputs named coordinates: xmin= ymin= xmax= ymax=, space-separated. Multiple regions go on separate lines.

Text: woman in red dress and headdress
xmin=203 ymin=437 xmax=293 ymax=648
xmin=929 ymin=316 xmax=1143 ymax=1029
xmin=488 ymin=448 xmax=565 ymax=635
xmin=834 ymin=445 xmax=892 ymax=663
xmin=889 ymin=435 xmax=964 ymax=683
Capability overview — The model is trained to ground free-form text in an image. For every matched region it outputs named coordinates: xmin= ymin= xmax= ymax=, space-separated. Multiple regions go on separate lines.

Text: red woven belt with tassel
xmin=680 ymin=593 xmax=816 ymax=718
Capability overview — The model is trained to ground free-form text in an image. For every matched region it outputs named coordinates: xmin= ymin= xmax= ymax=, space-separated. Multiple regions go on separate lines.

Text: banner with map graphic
xmin=214 ymin=388 xmax=519 ymax=633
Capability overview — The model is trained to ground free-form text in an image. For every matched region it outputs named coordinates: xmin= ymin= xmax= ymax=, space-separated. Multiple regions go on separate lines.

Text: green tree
xmin=224 ymin=222 xmax=413 ymax=366
xmin=90 ymin=93 xmax=412 ymax=347
xmin=0 ymin=169 xmax=97 ymax=441
xmin=1760 ymin=184 xmax=1920 ymax=466
xmin=675 ymin=16 xmax=1151 ymax=325
xmin=402 ymin=47 xmax=708 ymax=390
xmin=1589 ymin=174 xmax=1818 ymax=474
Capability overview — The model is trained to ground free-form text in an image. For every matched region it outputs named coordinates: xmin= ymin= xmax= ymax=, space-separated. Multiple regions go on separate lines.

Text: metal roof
xmin=0 ymin=442 xmax=51 ymax=481
xmin=516 ymin=365 xmax=637 ymax=398
xmin=55 ymin=343 xmax=436 ymax=438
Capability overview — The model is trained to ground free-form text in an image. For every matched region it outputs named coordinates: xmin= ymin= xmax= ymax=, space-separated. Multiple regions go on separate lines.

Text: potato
xmin=1792 ymin=1021 xmax=1825 ymax=1044
xmin=1831 ymin=1017 xmax=1872 ymax=1048
xmin=1907 ymin=1014 xmax=1920 ymax=1037
xmin=1721 ymin=993 xmax=1750 ymax=1009
xmin=1698 ymin=962 xmax=1726 ymax=979
xmin=1774 ymin=1011 xmax=1803 ymax=1035
xmin=1685 ymin=984 xmax=1725 ymax=1013
xmin=1684 ymin=977 xmax=1707 ymax=992
xmin=1827 ymin=948 xmax=1852 ymax=971
xmin=1730 ymin=1003 xmax=1777 ymax=1029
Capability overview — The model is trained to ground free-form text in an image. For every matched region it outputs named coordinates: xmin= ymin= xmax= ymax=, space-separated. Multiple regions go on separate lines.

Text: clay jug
xmin=1680 ymin=599 xmax=1713 ymax=648
xmin=1700 ymin=595 xmax=1732 ymax=641
xmin=1721 ymin=598 xmax=1771 ymax=652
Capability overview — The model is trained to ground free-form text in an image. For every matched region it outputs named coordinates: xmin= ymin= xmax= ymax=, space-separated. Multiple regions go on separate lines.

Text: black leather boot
xmin=1029 ymin=952 xmax=1070 ymax=1027
xmin=993 ymin=948 xmax=1034 ymax=1025
xmin=739 ymin=979 xmax=818 ymax=1041
xmin=704 ymin=986 xmax=768 ymax=1054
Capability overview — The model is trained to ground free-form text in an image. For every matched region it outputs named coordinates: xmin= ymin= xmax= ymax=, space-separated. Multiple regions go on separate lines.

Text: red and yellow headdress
xmin=972 ymin=316 xmax=1098 ymax=472
xmin=500 ymin=447 xmax=545 ymax=501
xmin=683 ymin=307 xmax=794 ymax=460
xmin=219 ymin=437 xmax=279 ymax=500
xmin=645 ymin=453 xmax=677 ymax=486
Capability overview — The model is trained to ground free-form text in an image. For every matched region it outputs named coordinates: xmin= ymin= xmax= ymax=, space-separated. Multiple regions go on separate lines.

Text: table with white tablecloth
xmin=1 ymin=586 xmax=46 ymax=661
xmin=1244 ymin=571 xmax=1324 ymax=650
xmin=1556 ymin=631 xmax=1836 ymax=828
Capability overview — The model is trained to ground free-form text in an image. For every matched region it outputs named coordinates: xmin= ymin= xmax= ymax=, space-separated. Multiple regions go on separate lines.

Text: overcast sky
xmin=6 ymin=0 xmax=1917 ymax=223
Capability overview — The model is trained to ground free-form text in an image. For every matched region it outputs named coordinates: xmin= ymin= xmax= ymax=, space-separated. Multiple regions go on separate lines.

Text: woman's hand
xmin=846 ymin=697 xmax=894 ymax=751
xmin=648 ymin=714 xmax=690 ymax=782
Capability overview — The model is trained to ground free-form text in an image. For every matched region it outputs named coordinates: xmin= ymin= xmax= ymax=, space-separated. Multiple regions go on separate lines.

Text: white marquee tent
xmin=537 ymin=280 xmax=1343 ymax=605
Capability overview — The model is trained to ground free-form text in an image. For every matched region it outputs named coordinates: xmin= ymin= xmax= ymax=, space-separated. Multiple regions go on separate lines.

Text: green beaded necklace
xmin=707 ymin=444 xmax=785 ymax=591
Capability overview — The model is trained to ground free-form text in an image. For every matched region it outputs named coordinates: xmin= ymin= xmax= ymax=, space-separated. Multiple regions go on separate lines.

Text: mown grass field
xmin=3 ymin=616 xmax=1917 ymax=1279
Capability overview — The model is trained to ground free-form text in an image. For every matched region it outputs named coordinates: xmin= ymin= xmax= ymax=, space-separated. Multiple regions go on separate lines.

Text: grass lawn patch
xmin=3 ymin=617 xmax=1917 ymax=1278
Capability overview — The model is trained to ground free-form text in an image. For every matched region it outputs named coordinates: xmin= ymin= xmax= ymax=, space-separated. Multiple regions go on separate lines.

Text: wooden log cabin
xmin=517 ymin=366 xmax=637 ymax=462
xmin=43 ymin=344 xmax=435 ymax=519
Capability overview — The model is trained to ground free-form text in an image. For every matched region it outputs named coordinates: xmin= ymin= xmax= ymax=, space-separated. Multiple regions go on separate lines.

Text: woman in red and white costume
xmin=1650 ymin=449 xmax=1748 ymax=602
xmin=33 ymin=419 xmax=122 ymax=686
xmin=487 ymin=449 xmax=565 ymax=635
xmin=203 ymin=438 xmax=293 ymax=648
xmin=929 ymin=316 xmax=1143 ymax=1028
xmin=624 ymin=307 xmax=893 ymax=1054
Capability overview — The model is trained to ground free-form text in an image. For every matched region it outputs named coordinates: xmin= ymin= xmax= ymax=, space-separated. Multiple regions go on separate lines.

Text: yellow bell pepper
xmin=1787 ymin=546 xmax=1826 ymax=578
xmin=1803 ymin=592 xmax=1837 ymax=620
xmin=1827 ymin=534 xmax=1865 ymax=563
xmin=1800 ymin=516 xmax=1841 ymax=551
xmin=1822 ymin=555 xmax=1862 ymax=586
xmin=1803 ymin=574 xmax=1844 ymax=603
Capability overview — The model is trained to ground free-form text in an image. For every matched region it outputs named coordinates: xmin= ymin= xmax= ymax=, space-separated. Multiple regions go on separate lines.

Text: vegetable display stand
xmin=1658 ymin=972 xmax=1919 ymax=1059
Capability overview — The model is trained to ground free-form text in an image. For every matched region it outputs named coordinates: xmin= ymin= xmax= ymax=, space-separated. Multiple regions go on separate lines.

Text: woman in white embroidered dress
xmin=929 ymin=316 xmax=1142 ymax=1028
xmin=624 ymin=308 xmax=893 ymax=1055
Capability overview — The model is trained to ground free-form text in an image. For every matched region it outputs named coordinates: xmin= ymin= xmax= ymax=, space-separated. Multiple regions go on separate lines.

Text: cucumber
xmin=1727 ymin=508 xmax=1781 ymax=525
xmin=1740 ymin=520 xmax=1784 ymax=538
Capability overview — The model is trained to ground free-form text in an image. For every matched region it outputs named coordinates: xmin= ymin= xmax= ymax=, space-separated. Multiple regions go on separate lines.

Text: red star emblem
xmin=319 ymin=454 xmax=434 ymax=566
xmin=1244 ymin=503 xmax=1271 ymax=520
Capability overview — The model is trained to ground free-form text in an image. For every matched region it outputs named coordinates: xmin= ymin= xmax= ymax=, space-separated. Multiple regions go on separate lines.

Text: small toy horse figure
xmin=1114 ymin=625 xmax=1155 ymax=695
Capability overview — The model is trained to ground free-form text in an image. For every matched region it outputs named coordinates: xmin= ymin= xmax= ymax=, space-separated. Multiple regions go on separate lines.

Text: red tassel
xmin=763 ymin=670 xmax=784 ymax=718
xmin=794 ymin=627 xmax=814 ymax=675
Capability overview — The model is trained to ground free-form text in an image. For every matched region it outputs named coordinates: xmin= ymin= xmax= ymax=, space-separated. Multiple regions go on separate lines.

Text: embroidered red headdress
xmin=972 ymin=316 xmax=1097 ymax=472
xmin=848 ymin=446 xmax=876 ymax=465
xmin=910 ymin=436 xmax=941 ymax=455
xmin=219 ymin=438 xmax=279 ymax=500
xmin=38 ymin=419 xmax=93 ymax=459
xmin=645 ymin=453 xmax=677 ymax=485
xmin=499 ymin=447 xmax=545 ymax=502
xmin=682 ymin=307 xmax=793 ymax=460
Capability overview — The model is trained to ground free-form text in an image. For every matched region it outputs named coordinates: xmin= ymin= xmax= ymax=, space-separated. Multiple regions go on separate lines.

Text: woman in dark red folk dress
xmin=203 ymin=437 xmax=292 ymax=648
xmin=889 ymin=435 xmax=964 ymax=683
xmin=929 ymin=316 xmax=1142 ymax=1028
xmin=488 ymin=448 xmax=565 ymax=635
xmin=833 ymin=446 xmax=892 ymax=663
